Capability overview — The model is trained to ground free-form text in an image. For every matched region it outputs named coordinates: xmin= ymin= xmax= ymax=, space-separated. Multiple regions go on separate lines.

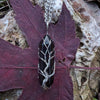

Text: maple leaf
xmin=0 ymin=0 xmax=80 ymax=100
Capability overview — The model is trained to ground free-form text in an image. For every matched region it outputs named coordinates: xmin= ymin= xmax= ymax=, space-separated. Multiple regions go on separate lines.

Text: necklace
xmin=38 ymin=0 xmax=55 ymax=89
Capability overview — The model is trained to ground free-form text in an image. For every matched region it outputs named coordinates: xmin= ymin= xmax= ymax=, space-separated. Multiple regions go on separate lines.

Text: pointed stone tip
xmin=43 ymin=34 xmax=51 ymax=40
xmin=44 ymin=35 xmax=51 ymax=45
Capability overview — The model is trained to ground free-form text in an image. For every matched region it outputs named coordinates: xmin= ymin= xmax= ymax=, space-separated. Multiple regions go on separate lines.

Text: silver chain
xmin=44 ymin=0 xmax=55 ymax=30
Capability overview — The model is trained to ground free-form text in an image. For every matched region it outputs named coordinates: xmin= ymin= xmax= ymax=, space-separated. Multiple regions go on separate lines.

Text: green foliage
xmin=93 ymin=98 xmax=97 ymax=100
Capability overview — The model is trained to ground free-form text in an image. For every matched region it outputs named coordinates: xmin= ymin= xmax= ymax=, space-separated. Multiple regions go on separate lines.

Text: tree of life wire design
xmin=38 ymin=0 xmax=56 ymax=89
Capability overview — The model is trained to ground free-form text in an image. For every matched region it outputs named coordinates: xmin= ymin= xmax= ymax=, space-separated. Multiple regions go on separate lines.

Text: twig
xmin=6 ymin=0 xmax=11 ymax=9
xmin=0 ymin=5 xmax=9 ymax=10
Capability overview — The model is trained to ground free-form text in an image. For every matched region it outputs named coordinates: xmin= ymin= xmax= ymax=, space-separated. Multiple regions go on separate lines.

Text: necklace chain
xmin=44 ymin=0 xmax=55 ymax=30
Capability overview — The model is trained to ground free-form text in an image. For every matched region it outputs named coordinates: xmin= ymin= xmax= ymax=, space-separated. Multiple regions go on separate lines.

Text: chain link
xmin=44 ymin=0 xmax=55 ymax=29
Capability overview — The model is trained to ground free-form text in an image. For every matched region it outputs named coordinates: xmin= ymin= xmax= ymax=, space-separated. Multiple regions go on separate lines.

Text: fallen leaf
xmin=0 ymin=0 xmax=80 ymax=100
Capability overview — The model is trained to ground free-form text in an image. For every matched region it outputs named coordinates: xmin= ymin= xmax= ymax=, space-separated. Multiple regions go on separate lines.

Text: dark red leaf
xmin=0 ymin=68 xmax=73 ymax=100
xmin=10 ymin=0 xmax=79 ymax=67
xmin=0 ymin=0 xmax=80 ymax=100
xmin=0 ymin=38 xmax=34 ymax=67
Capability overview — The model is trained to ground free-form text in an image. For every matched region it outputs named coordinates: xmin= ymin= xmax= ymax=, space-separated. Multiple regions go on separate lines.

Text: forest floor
xmin=0 ymin=0 xmax=100 ymax=100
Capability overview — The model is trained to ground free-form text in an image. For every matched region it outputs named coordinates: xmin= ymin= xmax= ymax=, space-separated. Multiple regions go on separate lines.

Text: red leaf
xmin=0 ymin=38 xmax=34 ymax=67
xmin=10 ymin=0 xmax=79 ymax=66
xmin=0 ymin=0 xmax=80 ymax=100
xmin=0 ymin=68 xmax=73 ymax=100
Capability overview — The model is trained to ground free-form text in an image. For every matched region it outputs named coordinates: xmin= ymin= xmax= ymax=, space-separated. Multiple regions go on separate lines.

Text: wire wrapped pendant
xmin=38 ymin=0 xmax=56 ymax=89
xmin=38 ymin=34 xmax=55 ymax=89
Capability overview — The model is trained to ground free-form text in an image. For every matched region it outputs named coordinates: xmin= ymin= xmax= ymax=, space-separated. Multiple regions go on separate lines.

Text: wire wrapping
xmin=38 ymin=35 xmax=55 ymax=89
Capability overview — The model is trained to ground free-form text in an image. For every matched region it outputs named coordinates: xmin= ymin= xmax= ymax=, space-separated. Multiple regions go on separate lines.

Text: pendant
xmin=38 ymin=0 xmax=56 ymax=89
xmin=38 ymin=34 xmax=55 ymax=89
